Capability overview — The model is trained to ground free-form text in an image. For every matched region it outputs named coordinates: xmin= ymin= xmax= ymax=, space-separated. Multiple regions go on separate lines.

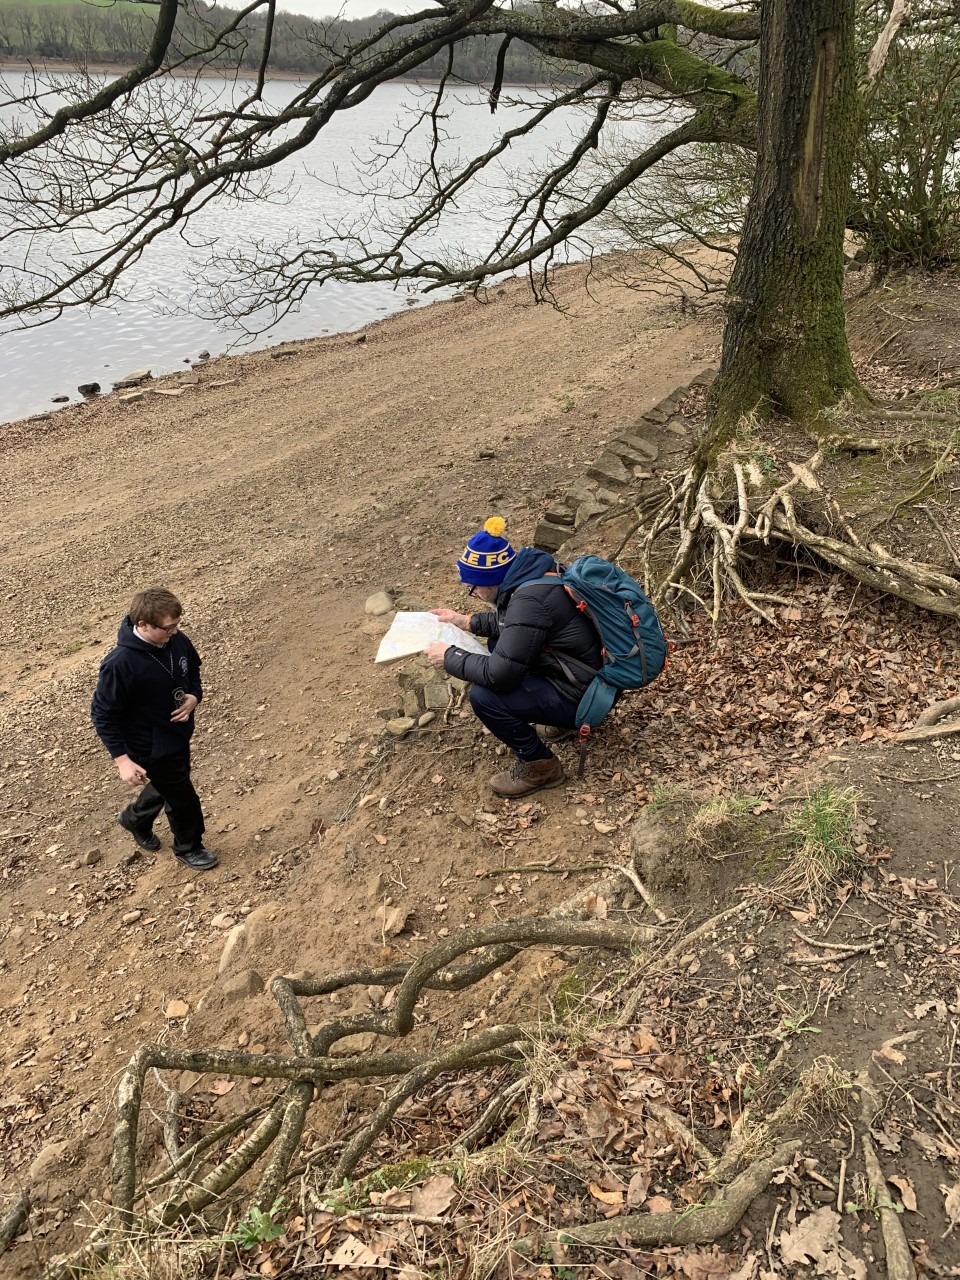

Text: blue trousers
xmin=470 ymin=677 xmax=578 ymax=761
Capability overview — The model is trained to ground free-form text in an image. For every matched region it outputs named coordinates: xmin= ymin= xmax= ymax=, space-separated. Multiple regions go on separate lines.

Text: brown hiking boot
xmin=490 ymin=753 xmax=564 ymax=797
xmin=534 ymin=724 xmax=575 ymax=743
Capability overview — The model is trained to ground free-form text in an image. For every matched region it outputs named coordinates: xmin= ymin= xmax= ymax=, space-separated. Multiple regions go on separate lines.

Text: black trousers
xmin=123 ymin=748 xmax=205 ymax=853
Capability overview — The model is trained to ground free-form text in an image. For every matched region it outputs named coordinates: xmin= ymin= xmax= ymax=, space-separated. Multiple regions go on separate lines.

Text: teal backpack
xmin=527 ymin=555 xmax=668 ymax=772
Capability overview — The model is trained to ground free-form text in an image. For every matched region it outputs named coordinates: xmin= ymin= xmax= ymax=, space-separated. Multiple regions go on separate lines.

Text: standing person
xmin=425 ymin=518 xmax=601 ymax=798
xmin=91 ymin=587 xmax=218 ymax=871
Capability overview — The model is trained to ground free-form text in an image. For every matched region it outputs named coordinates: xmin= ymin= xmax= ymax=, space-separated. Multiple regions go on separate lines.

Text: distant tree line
xmin=0 ymin=0 xmax=564 ymax=80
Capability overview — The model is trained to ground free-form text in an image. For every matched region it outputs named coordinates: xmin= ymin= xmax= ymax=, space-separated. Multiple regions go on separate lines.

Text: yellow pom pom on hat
xmin=457 ymin=515 xmax=517 ymax=586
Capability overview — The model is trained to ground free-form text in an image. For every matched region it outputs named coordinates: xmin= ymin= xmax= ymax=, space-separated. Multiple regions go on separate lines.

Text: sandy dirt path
xmin=0 ymin=263 xmax=717 ymax=1260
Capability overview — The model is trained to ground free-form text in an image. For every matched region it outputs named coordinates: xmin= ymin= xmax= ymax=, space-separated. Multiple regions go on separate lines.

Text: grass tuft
xmin=780 ymin=785 xmax=862 ymax=898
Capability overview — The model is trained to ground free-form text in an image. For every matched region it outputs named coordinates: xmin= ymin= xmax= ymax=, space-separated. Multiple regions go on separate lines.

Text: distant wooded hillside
xmin=0 ymin=0 xmax=563 ymax=80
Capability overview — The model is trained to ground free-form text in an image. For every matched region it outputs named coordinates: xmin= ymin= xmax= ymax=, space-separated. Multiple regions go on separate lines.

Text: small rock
xmin=77 ymin=382 xmax=101 ymax=397
xmin=113 ymin=369 xmax=151 ymax=389
xmin=418 ymin=711 xmax=436 ymax=727
xmin=197 ymin=350 xmax=210 ymax=360
xmin=208 ymin=379 xmax=236 ymax=387
xmin=477 ymin=448 xmax=496 ymax=459
xmin=178 ymin=374 xmax=200 ymax=386
xmin=353 ymin=332 xmax=367 ymax=345
xmin=80 ymin=848 xmax=101 ymax=866
xmin=326 ymin=769 xmax=341 ymax=781
xmin=221 ymin=969 xmax=265 ymax=1002
xmin=152 ymin=387 xmax=185 ymax=397
xmin=122 ymin=909 xmax=142 ymax=925
xmin=211 ymin=912 xmax=236 ymax=929
xmin=594 ymin=821 xmax=615 ymax=834
xmin=270 ymin=349 xmax=296 ymax=360
xmin=118 ymin=391 xmax=144 ymax=404
xmin=29 ymin=1141 xmax=71 ymax=1183
xmin=217 ymin=923 xmax=247 ymax=976
xmin=165 ymin=999 xmax=190 ymax=1019
xmin=385 ymin=717 xmax=416 ymax=738
xmin=365 ymin=590 xmax=394 ymax=616
xmin=51 ymin=394 xmax=69 ymax=403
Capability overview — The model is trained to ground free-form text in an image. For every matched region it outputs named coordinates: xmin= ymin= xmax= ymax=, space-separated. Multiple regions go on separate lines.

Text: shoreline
xmin=0 ymin=57 xmax=547 ymax=86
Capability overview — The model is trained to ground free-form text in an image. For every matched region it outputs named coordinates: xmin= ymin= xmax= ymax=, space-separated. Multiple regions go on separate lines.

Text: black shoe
xmin=175 ymin=846 xmax=219 ymax=871
xmin=118 ymin=811 xmax=160 ymax=852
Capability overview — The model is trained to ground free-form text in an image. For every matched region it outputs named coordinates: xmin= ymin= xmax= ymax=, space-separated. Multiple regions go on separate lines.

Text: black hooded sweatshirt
xmin=91 ymin=618 xmax=203 ymax=762
xmin=443 ymin=547 xmax=601 ymax=698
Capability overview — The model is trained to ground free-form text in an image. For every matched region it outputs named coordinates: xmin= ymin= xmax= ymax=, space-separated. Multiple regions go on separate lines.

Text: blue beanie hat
xmin=457 ymin=516 xmax=516 ymax=586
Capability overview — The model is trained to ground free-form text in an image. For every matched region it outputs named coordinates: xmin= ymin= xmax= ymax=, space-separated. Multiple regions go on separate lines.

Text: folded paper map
xmin=374 ymin=612 xmax=488 ymax=664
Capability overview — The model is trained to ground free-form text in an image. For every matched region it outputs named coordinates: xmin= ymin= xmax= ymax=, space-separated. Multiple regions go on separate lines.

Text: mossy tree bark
xmin=710 ymin=0 xmax=863 ymax=431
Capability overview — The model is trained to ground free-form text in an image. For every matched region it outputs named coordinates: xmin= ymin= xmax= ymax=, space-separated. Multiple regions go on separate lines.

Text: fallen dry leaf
xmin=589 ymin=1183 xmax=624 ymax=1207
xmin=678 ymin=1249 xmax=741 ymax=1279
xmin=208 ymin=1079 xmax=235 ymax=1097
xmin=888 ymin=1175 xmax=917 ymax=1212
xmin=409 ymin=1174 xmax=457 ymax=1217
xmin=647 ymin=1196 xmax=673 ymax=1214
xmin=942 ymin=1181 xmax=960 ymax=1237
xmin=779 ymin=1206 xmax=839 ymax=1266
xmin=326 ymin=1233 xmax=384 ymax=1267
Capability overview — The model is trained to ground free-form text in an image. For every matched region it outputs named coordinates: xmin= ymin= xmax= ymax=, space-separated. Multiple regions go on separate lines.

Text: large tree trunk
xmin=710 ymin=0 xmax=862 ymax=429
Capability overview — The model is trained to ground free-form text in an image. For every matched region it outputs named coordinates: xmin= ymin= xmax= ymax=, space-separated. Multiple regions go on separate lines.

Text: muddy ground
xmin=1 ymin=261 xmax=960 ymax=1278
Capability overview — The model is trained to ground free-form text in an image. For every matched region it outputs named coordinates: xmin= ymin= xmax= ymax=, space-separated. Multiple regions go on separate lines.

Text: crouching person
xmin=91 ymin=587 xmax=218 ymax=870
xmin=424 ymin=518 xmax=600 ymax=798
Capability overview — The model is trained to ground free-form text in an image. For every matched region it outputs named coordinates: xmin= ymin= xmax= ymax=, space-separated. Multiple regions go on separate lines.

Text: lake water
xmin=0 ymin=73 xmax=656 ymax=424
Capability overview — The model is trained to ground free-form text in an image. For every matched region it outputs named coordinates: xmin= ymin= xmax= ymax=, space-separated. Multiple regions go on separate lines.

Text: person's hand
xmin=424 ymin=641 xmax=451 ymax=668
xmin=170 ymin=693 xmax=199 ymax=723
xmin=430 ymin=608 xmax=472 ymax=631
xmin=116 ymin=755 xmax=147 ymax=786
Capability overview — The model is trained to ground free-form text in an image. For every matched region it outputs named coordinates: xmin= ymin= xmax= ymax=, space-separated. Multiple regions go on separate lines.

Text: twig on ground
xmin=612 ymin=861 xmax=669 ymax=922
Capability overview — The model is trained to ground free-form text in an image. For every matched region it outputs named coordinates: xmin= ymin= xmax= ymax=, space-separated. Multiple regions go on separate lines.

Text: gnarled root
xmin=521 ymin=1139 xmax=801 ymax=1251
xmin=107 ymin=915 xmax=657 ymax=1233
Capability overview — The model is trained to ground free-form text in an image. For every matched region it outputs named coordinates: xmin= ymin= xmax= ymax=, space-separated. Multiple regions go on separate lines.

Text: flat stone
xmin=418 ymin=711 xmax=436 ymax=727
xmin=615 ymin=434 xmax=659 ymax=463
xmin=544 ymin=503 xmax=575 ymax=526
xmin=178 ymin=374 xmax=200 ymax=386
xmin=211 ymin=912 xmax=236 ymax=929
xmin=397 ymin=666 xmax=429 ymax=692
xmin=533 ymin=519 xmax=570 ymax=553
xmin=113 ymin=369 xmax=151 ymax=388
xmin=209 ymin=379 xmax=237 ymax=387
xmin=376 ymin=705 xmax=401 ymax=720
xmin=447 ymin=675 xmax=468 ymax=692
xmin=385 ymin=716 xmax=416 ymax=737
xmin=165 ymin=999 xmax=190 ymax=1019
xmin=640 ymin=406 xmax=669 ymax=424
xmin=122 ymin=909 xmax=142 ymax=925
xmin=606 ymin=438 xmax=658 ymax=466
xmin=80 ymin=848 xmax=101 ymax=866
xmin=586 ymin=453 xmax=633 ymax=487
xmin=221 ymin=969 xmax=265 ymax=1002
xmin=665 ymin=417 xmax=689 ymax=437
xmin=365 ymin=590 xmax=394 ymax=616
xmin=565 ymin=481 xmax=600 ymax=505
xmin=691 ymin=367 xmax=718 ymax=386
xmin=118 ymin=391 xmax=144 ymax=404
xmin=576 ymin=499 xmax=608 ymax=524
xmin=422 ymin=679 xmax=451 ymax=712
xmin=51 ymin=395 xmax=69 ymax=403
xmin=402 ymin=690 xmax=421 ymax=718
xmin=353 ymin=332 xmax=367 ymax=345
xmin=152 ymin=387 xmax=186 ymax=397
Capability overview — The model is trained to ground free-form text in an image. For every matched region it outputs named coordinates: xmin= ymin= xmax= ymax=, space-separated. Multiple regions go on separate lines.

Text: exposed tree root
xmin=99 ymin=916 xmax=656 ymax=1245
xmin=0 ymin=1192 xmax=30 ymax=1254
xmin=639 ymin=440 xmax=960 ymax=624
xmin=525 ymin=1140 xmax=801 ymax=1250
xmin=897 ymin=694 xmax=960 ymax=741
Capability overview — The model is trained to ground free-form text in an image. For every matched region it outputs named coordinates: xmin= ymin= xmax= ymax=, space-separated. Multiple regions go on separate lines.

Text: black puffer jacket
xmin=443 ymin=547 xmax=601 ymax=699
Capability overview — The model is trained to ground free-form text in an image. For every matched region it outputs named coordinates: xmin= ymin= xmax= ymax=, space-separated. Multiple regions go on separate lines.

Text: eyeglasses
xmin=467 ymin=585 xmax=478 ymax=598
xmin=154 ymin=620 xmax=181 ymax=634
